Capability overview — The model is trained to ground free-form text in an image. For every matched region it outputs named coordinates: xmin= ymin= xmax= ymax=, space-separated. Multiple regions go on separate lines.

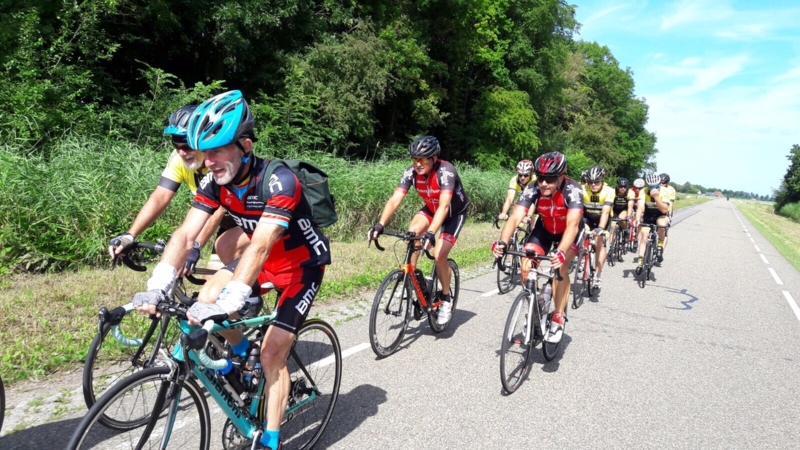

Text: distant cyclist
xmin=635 ymin=173 xmax=671 ymax=274
xmin=497 ymin=159 xmax=536 ymax=222
xmin=610 ymin=178 xmax=630 ymax=247
xmin=581 ymin=165 xmax=615 ymax=289
xmin=368 ymin=136 xmax=470 ymax=325
xmin=660 ymin=173 xmax=676 ymax=250
xmin=109 ymin=105 xmax=249 ymax=271
xmin=493 ymin=152 xmax=583 ymax=344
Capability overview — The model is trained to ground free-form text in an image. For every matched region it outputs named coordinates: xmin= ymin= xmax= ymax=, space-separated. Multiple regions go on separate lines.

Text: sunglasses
xmin=517 ymin=173 xmax=531 ymax=178
xmin=536 ymin=175 xmax=559 ymax=185
xmin=413 ymin=157 xmax=432 ymax=165
xmin=174 ymin=144 xmax=191 ymax=152
xmin=589 ymin=180 xmax=603 ymax=185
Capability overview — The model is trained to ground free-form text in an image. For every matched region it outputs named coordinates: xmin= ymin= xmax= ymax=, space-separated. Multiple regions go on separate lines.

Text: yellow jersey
xmin=582 ymin=183 xmax=615 ymax=219
xmin=643 ymin=187 xmax=671 ymax=213
xmin=158 ymin=150 xmax=209 ymax=196
xmin=508 ymin=174 xmax=534 ymax=194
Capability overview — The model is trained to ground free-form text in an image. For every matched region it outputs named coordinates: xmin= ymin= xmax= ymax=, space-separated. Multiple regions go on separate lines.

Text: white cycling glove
xmin=215 ymin=280 xmax=253 ymax=314
xmin=147 ymin=262 xmax=177 ymax=293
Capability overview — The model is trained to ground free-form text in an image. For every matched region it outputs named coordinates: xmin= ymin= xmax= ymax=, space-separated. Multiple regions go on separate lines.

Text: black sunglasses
xmin=536 ymin=175 xmax=559 ymax=185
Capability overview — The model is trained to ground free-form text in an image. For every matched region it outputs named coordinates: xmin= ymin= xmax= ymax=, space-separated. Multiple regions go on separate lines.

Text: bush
xmin=779 ymin=202 xmax=800 ymax=223
xmin=0 ymin=137 xmax=509 ymax=271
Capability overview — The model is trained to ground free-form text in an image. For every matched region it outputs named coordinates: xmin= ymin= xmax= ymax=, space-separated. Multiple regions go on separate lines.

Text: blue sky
xmin=573 ymin=0 xmax=800 ymax=196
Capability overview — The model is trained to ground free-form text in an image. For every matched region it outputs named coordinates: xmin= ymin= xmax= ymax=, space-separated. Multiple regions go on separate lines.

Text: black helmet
xmin=660 ymin=173 xmax=670 ymax=183
xmin=617 ymin=177 xmax=629 ymax=187
xmin=164 ymin=105 xmax=197 ymax=142
xmin=534 ymin=152 xmax=568 ymax=177
xmin=409 ymin=136 xmax=441 ymax=158
xmin=587 ymin=165 xmax=606 ymax=182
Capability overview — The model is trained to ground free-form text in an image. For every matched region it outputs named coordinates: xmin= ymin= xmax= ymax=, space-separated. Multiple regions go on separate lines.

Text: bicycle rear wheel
xmin=82 ymin=312 xmax=179 ymax=430
xmin=542 ymin=311 xmax=562 ymax=361
xmin=281 ymin=319 xmax=342 ymax=450
xmin=500 ymin=291 xmax=536 ymax=394
xmin=428 ymin=259 xmax=460 ymax=333
xmin=368 ymin=270 xmax=411 ymax=357
xmin=572 ymin=250 xmax=588 ymax=309
xmin=68 ymin=366 xmax=210 ymax=450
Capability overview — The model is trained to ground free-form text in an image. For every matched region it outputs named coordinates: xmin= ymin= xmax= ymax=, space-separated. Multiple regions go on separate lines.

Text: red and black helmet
xmin=534 ymin=152 xmax=567 ymax=177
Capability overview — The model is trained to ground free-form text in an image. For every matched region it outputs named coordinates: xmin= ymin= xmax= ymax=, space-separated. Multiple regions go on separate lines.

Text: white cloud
xmin=655 ymin=55 xmax=747 ymax=95
xmin=661 ymin=0 xmax=733 ymax=30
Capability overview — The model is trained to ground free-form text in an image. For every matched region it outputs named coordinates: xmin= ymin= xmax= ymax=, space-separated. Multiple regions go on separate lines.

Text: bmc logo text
xmin=295 ymin=282 xmax=319 ymax=315
xmin=298 ymin=218 xmax=328 ymax=256
xmin=232 ymin=215 xmax=258 ymax=232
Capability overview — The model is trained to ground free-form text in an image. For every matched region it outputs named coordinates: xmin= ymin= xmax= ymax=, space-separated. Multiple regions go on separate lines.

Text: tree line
xmin=0 ymin=0 xmax=657 ymax=179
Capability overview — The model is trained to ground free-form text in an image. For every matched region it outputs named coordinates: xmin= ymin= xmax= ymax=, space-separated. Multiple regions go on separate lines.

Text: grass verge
xmin=0 ymin=221 xmax=497 ymax=382
xmin=674 ymin=193 xmax=713 ymax=210
xmin=734 ymin=200 xmax=800 ymax=272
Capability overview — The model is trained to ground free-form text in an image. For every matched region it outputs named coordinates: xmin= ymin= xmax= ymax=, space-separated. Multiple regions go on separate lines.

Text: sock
xmin=260 ymin=429 xmax=280 ymax=450
xmin=657 ymin=240 xmax=664 ymax=247
xmin=231 ymin=338 xmax=250 ymax=358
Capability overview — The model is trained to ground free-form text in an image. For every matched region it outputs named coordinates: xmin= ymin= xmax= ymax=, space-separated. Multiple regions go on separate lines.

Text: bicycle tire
xmin=500 ymin=291 xmax=536 ymax=394
xmin=639 ymin=240 xmax=652 ymax=289
xmin=68 ymin=366 xmax=210 ymax=450
xmin=280 ymin=319 xmax=342 ymax=450
xmin=82 ymin=312 xmax=179 ymax=430
xmin=368 ymin=270 xmax=410 ymax=357
xmin=496 ymin=252 xmax=515 ymax=294
xmin=542 ymin=311 xmax=562 ymax=361
xmin=607 ymin=228 xmax=617 ymax=267
xmin=428 ymin=259 xmax=460 ymax=333
xmin=0 ymin=375 xmax=4 ymax=433
xmin=572 ymin=250 xmax=588 ymax=309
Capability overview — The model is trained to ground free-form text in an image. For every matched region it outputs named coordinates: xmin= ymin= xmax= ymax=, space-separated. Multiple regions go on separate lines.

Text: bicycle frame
xmin=378 ymin=231 xmax=441 ymax=312
xmin=501 ymin=251 xmax=555 ymax=344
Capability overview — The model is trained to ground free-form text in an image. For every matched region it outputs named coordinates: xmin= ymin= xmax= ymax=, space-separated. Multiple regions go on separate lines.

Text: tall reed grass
xmin=0 ymin=137 xmax=508 ymax=271
xmin=778 ymin=202 xmax=800 ymax=223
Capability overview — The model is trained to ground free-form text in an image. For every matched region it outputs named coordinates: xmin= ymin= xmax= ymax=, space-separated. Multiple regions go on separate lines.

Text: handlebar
xmin=112 ymin=239 xmax=213 ymax=286
xmin=369 ymin=230 xmax=434 ymax=260
xmin=495 ymin=250 xmax=563 ymax=281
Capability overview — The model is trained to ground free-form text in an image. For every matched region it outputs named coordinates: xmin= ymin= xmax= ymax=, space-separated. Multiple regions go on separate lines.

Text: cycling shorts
xmin=524 ymin=219 xmax=581 ymax=256
xmin=642 ymin=211 xmax=668 ymax=228
xmin=222 ymin=260 xmax=325 ymax=334
xmin=416 ymin=206 xmax=466 ymax=245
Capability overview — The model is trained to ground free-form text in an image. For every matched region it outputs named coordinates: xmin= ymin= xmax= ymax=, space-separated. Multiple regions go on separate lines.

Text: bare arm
xmin=598 ymin=205 xmax=611 ymax=230
xmin=160 ymin=207 xmax=213 ymax=269
xmin=230 ymin=222 xmax=284 ymax=287
xmin=500 ymin=189 xmax=516 ymax=217
xmin=558 ymin=210 xmax=583 ymax=255
xmin=127 ymin=186 xmax=177 ymax=237
xmin=378 ymin=188 xmax=408 ymax=227
xmin=196 ymin=208 xmax=226 ymax=248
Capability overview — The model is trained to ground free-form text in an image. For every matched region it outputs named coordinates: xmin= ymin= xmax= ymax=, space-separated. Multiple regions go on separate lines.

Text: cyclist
xmin=581 ymin=165 xmax=615 ymax=289
xmin=108 ymin=105 xmax=249 ymax=271
xmin=580 ymin=169 xmax=588 ymax=184
xmin=497 ymin=159 xmax=535 ymax=221
xmin=627 ymin=177 xmax=646 ymax=250
xmin=368 ymin=136 xmax=470 ymax=325
xmin=492 ymin=152 xmax=583 ymax=344
xmin=609 ymin=177 xmax=630 ymax=248
xmin=132 ymin=90 xmax=330 ymax=450
xmin=660 ymin=173 xmax=676 ymax=251
xmin=635 ymin=173 xmax=670 ymax=274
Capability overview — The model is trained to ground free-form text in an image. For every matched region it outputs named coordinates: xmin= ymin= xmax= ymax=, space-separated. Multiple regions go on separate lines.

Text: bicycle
xmin=626 ymin=218 xmax=639 ymax=253
xmin=368 ymin=230 xmax=460 ymax=358
xmin=638 ymin=223 xmax=669 ymax=289
xmin=607 ymin=218 xmax=627 ymax=266
xmin=68 ymin=292 xmax=341 ymax=450
xmin=498 ymin=248 xmax=564 ymax=394
xmin=492 ymin=218 xmax=532 ymax=294
xmin=82 ymin=239 xmax=265 ymax=430
xmin=572 ymin=226 xmax=597 ymax=309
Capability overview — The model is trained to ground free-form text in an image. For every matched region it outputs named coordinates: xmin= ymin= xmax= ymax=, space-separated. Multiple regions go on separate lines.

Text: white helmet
xmin=633 ymin=178 xmax=645 ymax=189
xmin=516 ymin=159 xmax=533 ymax=175
xmin=645 ymin=173 xmax=661 ymax=187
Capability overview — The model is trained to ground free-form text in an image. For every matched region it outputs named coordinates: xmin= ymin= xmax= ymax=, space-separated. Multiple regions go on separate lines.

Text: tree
xmin=775 ymin=144 xmax=800 ymax=209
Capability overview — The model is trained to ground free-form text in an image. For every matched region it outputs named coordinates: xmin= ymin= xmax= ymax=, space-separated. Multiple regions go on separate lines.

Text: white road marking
xmin=769 ymin=268 xmax=784 ymax=285
xmin=746 ymin=233 xmax=751 ymax=237
xmin=310 ymin=342 xmax=369 ymax=369
xmin=759 ymin=253 xmax=769 ymax=264
xmin=481 ymin=288 xmax=500 ymax=297
xmin=784 ymin=291 xmax=800 ymax=322
xmin=754 ymin=245 xmax=761 ymax=252
xmin=750 ymin=238 xmax=756 ymax=243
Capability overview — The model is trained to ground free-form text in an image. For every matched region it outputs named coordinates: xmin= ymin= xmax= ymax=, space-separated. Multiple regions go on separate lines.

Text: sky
xmin=573 ymin=0 xmax=800 ymax=196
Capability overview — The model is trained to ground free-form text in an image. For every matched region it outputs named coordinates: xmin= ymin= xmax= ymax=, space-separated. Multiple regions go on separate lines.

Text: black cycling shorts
xmin=416 ymin=206 xmax=467 ymax=245
xmin=525 ymin=219 xmax=582 ymax=256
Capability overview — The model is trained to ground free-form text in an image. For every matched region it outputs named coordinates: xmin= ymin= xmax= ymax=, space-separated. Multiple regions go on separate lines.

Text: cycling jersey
xmin=661 ymin=185 xmax=676 ymax=203
xmin=193 ymin=157 xmax=331 ymax=274
xmin=508 ymin=174 xmax=534 ymax=194
xmin=397 ymin=160 xmax=470 ymax=215
xmin=627 ymin=188 xmax=643 ymax=211
xmin=582 ymin=183 xmax=615 ymax=221
xmin=158 ymin=150 xmax=209 ymax=196
xmin=612 ymin=189 xmax=629 ymax=215
xmin=516 ymin=178 xmax=584 ymax=235
xmin=643 ymin=187 xmax=671 ymax=213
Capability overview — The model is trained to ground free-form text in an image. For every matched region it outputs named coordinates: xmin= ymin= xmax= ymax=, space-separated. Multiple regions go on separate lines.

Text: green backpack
xmin=264 ymin=159 xmax=338 ymax=228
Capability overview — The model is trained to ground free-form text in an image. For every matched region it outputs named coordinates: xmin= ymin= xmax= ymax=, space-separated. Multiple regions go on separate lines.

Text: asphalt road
xmin=3 ymin=198 xmax=799 ymax=449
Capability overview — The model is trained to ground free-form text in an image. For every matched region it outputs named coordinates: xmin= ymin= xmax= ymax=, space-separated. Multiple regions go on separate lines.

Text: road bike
xmin=82 ymin=240 xmax=265 ymax=430
xmin=368 ymin=231 xmax=460 ymax=358
xmin=572 ymin=227 xmax=597 ymax=309
xmin=68 ymin=290 xmax=341 ymax=450
xmin=498 ymin=249 xmax=563 ymax=394
xmin=607 ymin=218 xmax=627 ymax=266
xmin=638 ymin=223 xmax=669 ymax=289
xmin=492 ymin=218 xmax=532 ymax=294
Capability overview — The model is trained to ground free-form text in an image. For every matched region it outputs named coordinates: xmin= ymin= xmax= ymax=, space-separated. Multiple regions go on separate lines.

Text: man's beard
xmin=182 ymin=157 xmax=204 ymax=171
xmin=213 ymin=160 xmax=237 ymax=185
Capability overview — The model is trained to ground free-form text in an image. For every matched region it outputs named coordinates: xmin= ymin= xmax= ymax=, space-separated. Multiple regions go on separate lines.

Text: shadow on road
xmin=0 ymin=417 xmax=83 ymax=450
xmin=386 ymin=308 xmax=478 ymax=357
xmin=315 ymin=384 xmax=387 ymax=448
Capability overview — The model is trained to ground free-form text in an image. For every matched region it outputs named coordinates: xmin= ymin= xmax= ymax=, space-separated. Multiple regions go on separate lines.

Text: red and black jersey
xmin=516 ymin=178 xmax=584 ymax=234
xmin=193 ymin=157 xmax=331 ymax=274
xmin=396 ymin=160 xmax=470 ymax=215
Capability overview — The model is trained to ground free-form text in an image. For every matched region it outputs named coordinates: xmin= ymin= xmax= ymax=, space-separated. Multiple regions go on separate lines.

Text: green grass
xmin=735 ymin=200 xmax=800 ymax=272
xmin=674 ymin=193 xmax=713 ymax=210
xmin=777 ymin=202 xmax=800 ymax=223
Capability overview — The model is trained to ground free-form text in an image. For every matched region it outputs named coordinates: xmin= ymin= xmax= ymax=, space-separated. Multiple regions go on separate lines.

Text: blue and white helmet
xmin=187 ymin=90 xmax=256 ymax=151
xmin=163 ymin=105 xmax=196 ymax=142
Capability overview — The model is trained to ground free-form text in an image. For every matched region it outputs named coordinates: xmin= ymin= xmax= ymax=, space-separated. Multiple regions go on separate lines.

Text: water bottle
xmin=414 ymin=269 xmax=428 ymax=297
xmin=244 ymin=344 xmax=262 ymax=392
xmin=219 ymin=359 xmax=247 ymax=397
xmin=539 ymin=282 xmax=552 ymax=315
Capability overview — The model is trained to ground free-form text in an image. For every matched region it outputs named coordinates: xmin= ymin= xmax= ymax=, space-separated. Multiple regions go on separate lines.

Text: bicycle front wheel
xmin=500 ymin=291 xmax=536 ymax=394
xmin=82 ymin=312 xmax=179 ymax=430
xmin=542 ymin=311 xmax=562 ymax=361
xmin=281 ymin=319 xmax=342 ymax=450
xmin=369 ymin=270 xmax=411 ymax=357
xmin=429 ymin=259 xmax=460 ymax=333
xmin=68 ymin=366 xmax=210 ymax=450
xmin=572 ymin=250 xmax=588 ymax=309
xmin=639 ymin=241 xmax=652 ymax=289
